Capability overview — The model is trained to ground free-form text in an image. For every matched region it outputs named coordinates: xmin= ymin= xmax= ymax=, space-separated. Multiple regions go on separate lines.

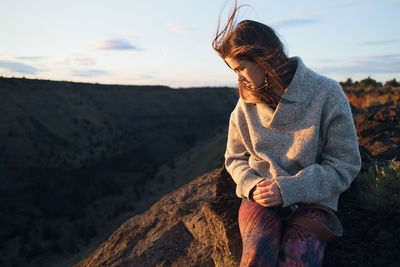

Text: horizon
xmin=1 ymin=0 xmax=399 ymax=88
xmin=1 ymin=74 xmax=397 ymax=89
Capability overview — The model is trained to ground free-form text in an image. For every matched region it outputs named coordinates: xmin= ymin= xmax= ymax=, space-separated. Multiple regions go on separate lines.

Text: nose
xmin=237 ymin=74 xmax=245 ymax=82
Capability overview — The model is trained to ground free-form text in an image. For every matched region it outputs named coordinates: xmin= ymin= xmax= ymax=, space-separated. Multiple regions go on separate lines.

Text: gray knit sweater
xmin=225 ymin=57 xmax=361 ymax=211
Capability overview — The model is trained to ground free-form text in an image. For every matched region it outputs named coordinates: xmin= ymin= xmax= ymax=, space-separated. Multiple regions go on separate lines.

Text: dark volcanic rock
xmin=353 ymin=103 xmax=400 ymax=165
xmin=344 ymin=87 xmax=400 ymax=108
xmin=76 ymin=167 xmax=242 ymax=267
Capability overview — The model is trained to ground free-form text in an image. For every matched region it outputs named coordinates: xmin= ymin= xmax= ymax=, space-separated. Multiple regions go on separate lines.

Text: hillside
xmin=0 ymin=77 xmax=237 ymax=267
xmin=0 ymin=77 xmax=237 ymax=170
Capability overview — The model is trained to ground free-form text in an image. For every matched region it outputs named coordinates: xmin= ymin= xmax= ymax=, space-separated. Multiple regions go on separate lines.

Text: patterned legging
xmin=239 ymin=200 xmax=333 ymax=267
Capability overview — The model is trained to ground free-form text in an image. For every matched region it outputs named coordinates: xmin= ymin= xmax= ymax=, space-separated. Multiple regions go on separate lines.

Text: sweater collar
xmin=279 ymin=56 xmax=313 ymax=103
xmin=257 ymin=57 xmax=315 ymax=127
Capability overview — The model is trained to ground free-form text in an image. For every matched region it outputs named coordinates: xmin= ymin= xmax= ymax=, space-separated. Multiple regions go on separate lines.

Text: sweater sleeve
xmin=225 ymin=115 xmax=265 ymax=199
xmin=274 ymin=86 xmax=361 ymax=210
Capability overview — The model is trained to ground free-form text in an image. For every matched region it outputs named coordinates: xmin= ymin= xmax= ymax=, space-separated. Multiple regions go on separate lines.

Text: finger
xmin=252 ymin=185 xmax=266 ymax=194
xmin=255 ymin=198 xmax=282 ymax=207
xmin=256 ymin=179 xmax=274 ymax=187
xmin=260 ymin=184 xmax=281 ymax=196
xmin=254 ymin=183 xmax=275 ymax=192
xmin=253 ymin=196 xmax=280 ymax=206
xmin=252 ymin=191 xmax=276 ymax=200
xmin=252 ymin=188 xmax=271 ymax=198
xmin=252 ymin=188 xmax=265 ymax=195
xmin=254 ymin=192 xmax=283 ymax=206
xmin=253 ymin=184 xmax=275 ymax=195
xmin=255 ymin=199 xmax=279 ymax=207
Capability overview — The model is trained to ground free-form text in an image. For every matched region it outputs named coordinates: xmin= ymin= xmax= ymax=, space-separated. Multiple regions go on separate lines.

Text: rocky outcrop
xmin=345 ymin=87 xmax=400 ymax=108
xmin=76 ymin=167 xmax=242 ymax=267
xmin=353 ymin=103 xmax=400 ymax=167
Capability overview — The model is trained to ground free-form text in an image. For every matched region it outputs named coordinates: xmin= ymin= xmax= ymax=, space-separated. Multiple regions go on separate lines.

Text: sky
xmin=1 ymin=0 xmax=399 ymax=88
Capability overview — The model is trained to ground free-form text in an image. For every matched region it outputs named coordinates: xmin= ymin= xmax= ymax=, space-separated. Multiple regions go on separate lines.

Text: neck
xmin=277 ymin=59 xmax=297 ymax=89
xmin=264 ymin=57 xmax=297 ymax=109
xmin=268 ymin=57 xmax=297 ymax=89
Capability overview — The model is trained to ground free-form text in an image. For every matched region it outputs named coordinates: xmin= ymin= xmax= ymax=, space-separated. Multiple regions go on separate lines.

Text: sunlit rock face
xmin=75 ymin=167 xmax=243 ymax=267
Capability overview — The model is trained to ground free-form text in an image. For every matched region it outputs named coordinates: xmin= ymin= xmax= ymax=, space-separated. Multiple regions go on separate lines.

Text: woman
xmin=212 ymin=3 xmax=361 ymax=267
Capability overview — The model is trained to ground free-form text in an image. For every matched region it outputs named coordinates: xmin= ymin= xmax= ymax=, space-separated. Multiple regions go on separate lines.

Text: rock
xmin=202 ymin=195 xmax=242 ymax=266
xmin=353 ymin=103 xmax=400 ymax=163
xmin=75 ymin=167 xmax=242 ymax=267
xmin=344 ymin=87 xmax=400 ymax=108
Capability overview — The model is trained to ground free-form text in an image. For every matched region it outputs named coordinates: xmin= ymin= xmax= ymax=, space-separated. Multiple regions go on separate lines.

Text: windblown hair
xmin=212 ymin=1 xmax=294 ymax=106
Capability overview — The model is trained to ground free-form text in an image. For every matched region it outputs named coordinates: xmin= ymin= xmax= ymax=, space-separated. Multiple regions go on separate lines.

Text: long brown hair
xmin=212 ymin=1 xmax=295 ymax=106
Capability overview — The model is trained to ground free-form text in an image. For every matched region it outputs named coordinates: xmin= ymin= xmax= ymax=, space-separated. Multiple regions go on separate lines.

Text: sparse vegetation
xmin=358 ymin=76 xmax=383 ymax=88
xmin=339 ymin=77 xmax=354 ymax=87
xmin=7 ymin=128 xmax=15 ymax=137
xmin=358 ymin=159 xmax=400 ymax=217
xmin=385 ymin=78 xmax=399 ymax=87
xmin=167 ymin=160 xmax=176 ymax=169
xmin=367 ymin=97 xmax=382 ymax=106
xmin=340 ymin=76 xmax=399 ymax=89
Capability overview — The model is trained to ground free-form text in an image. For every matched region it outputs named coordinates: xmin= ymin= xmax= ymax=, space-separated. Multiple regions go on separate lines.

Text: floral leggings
xmin=238 ymin=200 xmax=333 ymax=267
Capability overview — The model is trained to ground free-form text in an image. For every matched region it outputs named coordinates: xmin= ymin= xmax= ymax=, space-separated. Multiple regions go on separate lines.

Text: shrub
xmin=358 ymin=76 xmax=382 ymax=88
xmin=7 ymin=128 xmax=15 ymax=137
xmin=358 ymin=159 xmax=400 ymax=217
xmin=41 ymin=224 xmax=53 ymax=241
xmin=167 ymin=160 xmax=176 ymax=169
xmin=340 ymin=78 xmax=353 ymax=87
xmin=385 ymin=78 xmax=399 ymax=87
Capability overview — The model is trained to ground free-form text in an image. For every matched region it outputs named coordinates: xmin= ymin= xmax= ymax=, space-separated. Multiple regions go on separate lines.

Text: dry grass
xmin=358 ymin=159 xmax=400 ymax=217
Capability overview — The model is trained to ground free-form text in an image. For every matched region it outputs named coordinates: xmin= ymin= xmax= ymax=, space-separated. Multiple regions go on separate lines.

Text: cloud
xmin=316 ymin=54 xmax=400 ymax=74
xmin=15 ymin=56 xmax=45 ymax=61
xmin=139 ymin=74 xmax=154 ymax=79
xmin=0 ymin=60 xmax=40 ymax=74
xmin=159 ymin=49 xmax=169 ymax=64
xmin=72 ymin=69 xmax=109 ymax=77
xmin=357 ymin=39 xmax=400 ymax=46
xmin=59 ymin=56 xmax=95 ymax=66
xmin=267 ymin=18 xmax=319 ymax=28
xmin=168 ymin=22 xmax=196 ymax=33
xmin=94 ymin=39 xmax=140 ymax=50
xmin=270 ymin=1 xmax=359 ymax=29
xmin=325 ymin=0 xmax=359 ymax=9
xmin=292 ymin=0 xmax=360 ymax=22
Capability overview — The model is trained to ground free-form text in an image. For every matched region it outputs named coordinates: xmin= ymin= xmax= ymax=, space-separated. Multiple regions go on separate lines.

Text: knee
xmin=279 ymin=225 xmax=327 ymax=266
xmin=238 ymin=200 xmax=282 ymax=238
xmin=239 ymin=200 xmax=279 ymax=222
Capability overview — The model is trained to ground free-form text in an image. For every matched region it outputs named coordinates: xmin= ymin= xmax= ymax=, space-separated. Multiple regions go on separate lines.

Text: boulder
xmin=76 ymin=167 xmax=242 ymax=267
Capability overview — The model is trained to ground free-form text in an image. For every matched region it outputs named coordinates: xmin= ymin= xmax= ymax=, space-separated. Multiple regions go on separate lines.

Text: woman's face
xmin=225 ymin=57 xmax=265 ymax=90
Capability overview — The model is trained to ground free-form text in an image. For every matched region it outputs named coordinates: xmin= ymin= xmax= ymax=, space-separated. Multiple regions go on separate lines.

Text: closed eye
xmin=234 ymin=67 xmax=244 ymax=73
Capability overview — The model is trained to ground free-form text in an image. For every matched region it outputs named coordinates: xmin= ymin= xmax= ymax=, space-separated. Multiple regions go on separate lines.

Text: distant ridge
xmin=0 ymin=76 xmax=238 ymax=267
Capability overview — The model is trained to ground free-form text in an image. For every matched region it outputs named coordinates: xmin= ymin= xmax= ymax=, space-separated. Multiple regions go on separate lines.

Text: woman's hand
xmin=251 ymin=179 xmax=283 ymax=207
